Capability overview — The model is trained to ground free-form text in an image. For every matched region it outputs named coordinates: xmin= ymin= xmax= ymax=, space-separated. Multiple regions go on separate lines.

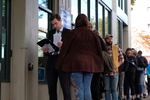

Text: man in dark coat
xmin=43 ymin=14 xmax=71 ymax=100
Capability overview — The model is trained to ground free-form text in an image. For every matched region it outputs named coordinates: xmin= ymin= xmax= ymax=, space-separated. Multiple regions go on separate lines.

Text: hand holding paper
xmin=37 ymin=38 xmax=59 ymax=52
xmin=42 ymin=44 xmax=55 ymax=53
xmin=57 ymin=41 xmax=63 ymax=48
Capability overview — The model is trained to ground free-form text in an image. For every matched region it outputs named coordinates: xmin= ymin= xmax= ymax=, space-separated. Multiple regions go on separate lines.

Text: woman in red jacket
xmin=56 ymin=14 xmax=104 ymax=100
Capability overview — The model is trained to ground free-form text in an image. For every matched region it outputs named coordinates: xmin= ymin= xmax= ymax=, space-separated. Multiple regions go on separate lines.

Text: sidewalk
xmin=143 ymin=95 xmax=150 ymax=100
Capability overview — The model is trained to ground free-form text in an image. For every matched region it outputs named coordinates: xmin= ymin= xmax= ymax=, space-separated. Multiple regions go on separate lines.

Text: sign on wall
xmin=60 ymin=8 xmax=72 ymax=29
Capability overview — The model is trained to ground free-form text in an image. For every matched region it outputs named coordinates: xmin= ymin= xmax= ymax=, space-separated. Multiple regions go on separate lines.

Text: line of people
xmin=92 ymin=48 xmax=149 ymax=100
xmin=41 ymin=13 xmax=149 ymax=100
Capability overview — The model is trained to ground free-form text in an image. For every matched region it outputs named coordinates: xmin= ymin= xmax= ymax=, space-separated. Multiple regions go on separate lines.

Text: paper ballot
xmin=37 ymin=38 xmax=59 ymax=53
xmin=42 ymin=44 xmax=55 ymax=53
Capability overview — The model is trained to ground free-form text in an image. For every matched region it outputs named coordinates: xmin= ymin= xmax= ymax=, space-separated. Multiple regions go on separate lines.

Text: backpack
xmin=137 ymin=56 xmax=148 ymax=68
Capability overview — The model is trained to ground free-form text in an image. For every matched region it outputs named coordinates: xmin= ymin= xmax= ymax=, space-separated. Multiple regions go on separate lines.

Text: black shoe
xmin=135 ymin=97 xmax=142 ymax=100
xmin=143 ymin=93 xmax=147 ymax=98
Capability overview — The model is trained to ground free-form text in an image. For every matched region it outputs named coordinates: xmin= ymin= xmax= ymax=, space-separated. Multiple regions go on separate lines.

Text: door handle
xmin=28 ymin=63 xmax=33 ymax=71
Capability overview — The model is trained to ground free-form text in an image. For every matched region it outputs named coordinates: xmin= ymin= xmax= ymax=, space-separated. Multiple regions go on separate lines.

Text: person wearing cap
xmin=103 ymin=34 xmax=124 ymax=100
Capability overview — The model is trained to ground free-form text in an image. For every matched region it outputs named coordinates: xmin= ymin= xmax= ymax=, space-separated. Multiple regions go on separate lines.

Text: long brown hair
xmin=75 ymin=14 xmax=89 ymax=28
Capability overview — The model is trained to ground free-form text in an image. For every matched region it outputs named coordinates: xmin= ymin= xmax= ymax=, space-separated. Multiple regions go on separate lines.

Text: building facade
xmin=0 ymin=0 xmax=131 ymax=100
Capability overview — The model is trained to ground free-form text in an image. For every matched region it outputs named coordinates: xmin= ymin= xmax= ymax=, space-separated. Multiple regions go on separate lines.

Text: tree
xmin=131 ymin=0 xmax=136 ymax=10
xmin=131 ymin=0 xmax=136 ymax=6
xmin=138 ymin=32 xmax=150 ymax=50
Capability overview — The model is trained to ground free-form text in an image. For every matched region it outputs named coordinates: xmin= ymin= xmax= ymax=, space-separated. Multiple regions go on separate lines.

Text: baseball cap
xmin=105 ymin=34 xmax=113 ymax=39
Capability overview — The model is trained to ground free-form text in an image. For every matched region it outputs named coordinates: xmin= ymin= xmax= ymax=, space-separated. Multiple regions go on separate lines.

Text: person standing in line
xmin=88 ymin=22 xmax=106 ymax=100
xmin=118 ymin=50 xmax=125 ymax=100
xmin=124 ymin=48 xmax=137 ymax=100
xmin=56 ymin=14 xmax=104 ymax=100
xmin=146 ymin=61 xmax=150 ymax=95
xmin=135 ymin=50 xmax=148 ymax=99
xmin=103 ymin=34 xmax=124 ymax=100
xmin=42 ymin=14 xmax=71 ymax=100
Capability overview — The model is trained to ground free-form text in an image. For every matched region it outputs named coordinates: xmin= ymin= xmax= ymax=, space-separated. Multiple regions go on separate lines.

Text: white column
xmin=11 ymin=0 xmax=26 ymax=99
xmin=11 ymin=0 xmax=38 ymax=100
xmin=25 ymin=0 xmax=38 ymax=100
xmin=112 ymin=0 xmax=118 ymax=44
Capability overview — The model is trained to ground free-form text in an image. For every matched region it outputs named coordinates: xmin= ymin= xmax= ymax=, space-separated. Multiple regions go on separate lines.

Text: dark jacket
xmin=137 ymin=55 xmax=148 ymax=69
xmin=46 ymin=27 xmax=70 ymax=69
xmin=125 ymin=56 xmax=137 ymax=73
xmin=56 ymin=27 xmax=104 ymax=73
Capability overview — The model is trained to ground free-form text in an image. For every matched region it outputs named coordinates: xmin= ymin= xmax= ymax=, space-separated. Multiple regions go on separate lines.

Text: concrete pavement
xmin=143 ymin=95 xmax=150 ymax=100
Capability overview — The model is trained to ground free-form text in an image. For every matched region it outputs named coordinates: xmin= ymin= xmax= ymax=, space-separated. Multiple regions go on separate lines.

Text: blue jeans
xmin=104 ymin=73 xmax=119 ymax=100
xmin=138 ymin=70 xmax=145 ymax=94
xmin=118 ymin=72 xmax=125 ymax=100
xmin=71 ymin=72 xmax=93 ymax=100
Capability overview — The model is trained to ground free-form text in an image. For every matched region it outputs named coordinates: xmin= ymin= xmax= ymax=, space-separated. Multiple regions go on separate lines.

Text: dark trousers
xmin=91 ymin=73 xmax=104 ymax=100
xmin=46 ymin=55 xmax=71 ymax=100
xmin=147 ymin=77 xmax=150 ymax=94
xmin=124 ymin=72 xmax=136 ymax=98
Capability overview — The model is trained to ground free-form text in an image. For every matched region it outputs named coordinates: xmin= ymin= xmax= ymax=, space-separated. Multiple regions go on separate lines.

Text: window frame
xmin=70 ymin=0 xmax=112 ymax=38
xmin=0 ymin=0 xmax=11 ymax=82
xmin=99 ymin=1 xmax=111 ymax=37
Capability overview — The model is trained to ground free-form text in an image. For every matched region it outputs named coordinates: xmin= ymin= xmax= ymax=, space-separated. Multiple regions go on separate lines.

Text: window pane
xmin=117 ymin=20 xmax=123 ymax=47
xmin=81 ymin=0 xmax=87 ymax=16
xmin=118 ymin=0 xmax=120 ymax=7
xmin=90 ymin=0 xmax=96 ymax=29
xmin=1 ymin=0 xmax=7 ymax=59
xmin=1 ymin=31 xmax=6 ymax=59
xmin=0 ymin=0 xmax=10 ymax=81
xmin=38 ymin=9 xmax=48 ymax=33
xmin=121 ymin=0 xmax=123 ymax=9
xmin=38 ymin=0 xmax=48 ymax=8
xmin=124 ymin=0 xmax=127 ymax=14
xmin=71 ymin=0 xmax=78 ymax=23
xmin=98 ymin=4 xmax=103 ymax=36
xmin=38 ymin=0 xmax=52 ymax=83
xmin=105 ymin=9 xmax=108 ymax=35
xmin=38 ymin=31 xmax=46 ymax=57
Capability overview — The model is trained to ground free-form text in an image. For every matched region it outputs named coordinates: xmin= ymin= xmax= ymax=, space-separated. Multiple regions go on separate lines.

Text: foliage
xmin=131 ymin=0 xmax=136 ymax=6
xmin=138 ymin=32 xmax=150 ymax=50
xmin=131 ymin=0 xmax=136 ymax=10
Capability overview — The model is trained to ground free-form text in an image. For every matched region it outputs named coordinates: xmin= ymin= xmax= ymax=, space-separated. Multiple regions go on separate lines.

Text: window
xmin=38 ymin=10 xmax=48 ymax=33
xmin=117 ymin=19 xmax=123 ymax=48
xmin=0 ymin=0 xmax=11 ymax=82
xmin=38 ymin=0 xmax=52 ymax=83
xmin=148 ymin=24 xmax=150 ymax=29
xmin=98 ymin=4 xmax=103 ymax=36
xmin=38 ymin=0 xmax=48 ymax=8
xmin=124 ymin=0 xmax=127 ymax=14
xmin=147 ymin=7 xmax=150 ymax=27
xmin=70 ymin=0 xmax=111 ymax=38
xmin=105 ymin=9 xmax=109 ymax=35
xmin=71 ymin=0 xmax=78 ymax=24
xmin=118 ymin=0 xmax=127 ymax=14
xmin=90 ymin=0 xmax=96 ymax=29
xmin=104 ymin=9 xmax=111 ymax=36
xmin=81 ymin=0 xmax=88 ymax=15
xmin=121 ymin=0 xmax=123 ymax=10
xmin=118 ymin=0 xmax=121 ymax=7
